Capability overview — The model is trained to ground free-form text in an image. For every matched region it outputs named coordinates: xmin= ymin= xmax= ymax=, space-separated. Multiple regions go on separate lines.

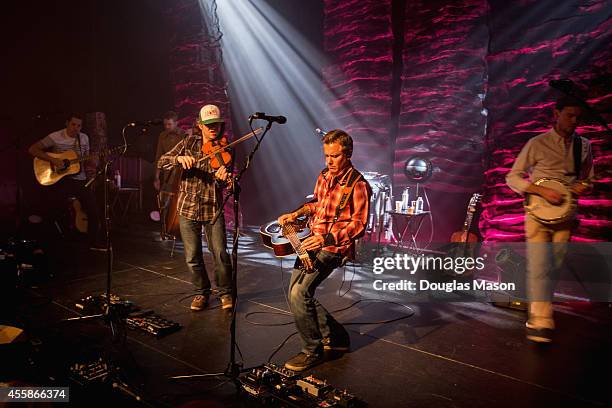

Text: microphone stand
xmin=62 ymin=125 xmax=143 ymax=401
xmin=170 ymin=119 xmax=275 ymax=387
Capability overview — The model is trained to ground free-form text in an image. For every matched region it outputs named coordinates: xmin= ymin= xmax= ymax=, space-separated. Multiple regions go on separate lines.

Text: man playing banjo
xmin=506 ymin=95 xmax=594 ymax=343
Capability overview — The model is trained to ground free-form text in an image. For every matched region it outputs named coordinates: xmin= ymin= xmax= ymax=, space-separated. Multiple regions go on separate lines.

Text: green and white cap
xmin=197 ymin=104 xmax=225 ymax=125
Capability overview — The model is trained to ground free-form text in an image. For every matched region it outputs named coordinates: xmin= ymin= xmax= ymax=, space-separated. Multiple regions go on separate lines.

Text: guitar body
xmin=450 ymin=231 xmax=479 ymax=243
xmin=68 ymin=198 xmax=88 ymax=233
xmin=260 ymin=220 xmax=312 ymax=257
xmin=34 ymin=151 xmax=81 ymax=186
xmin=446 ymin=194 xmax=482 ymax=262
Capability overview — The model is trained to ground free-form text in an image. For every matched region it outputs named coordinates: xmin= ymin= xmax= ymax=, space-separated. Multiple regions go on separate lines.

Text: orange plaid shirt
xmin=304 ymin=165 xmax=371 ymax=257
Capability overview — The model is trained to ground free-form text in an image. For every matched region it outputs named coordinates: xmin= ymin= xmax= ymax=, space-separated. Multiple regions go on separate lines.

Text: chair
xmin=111 ymin=157 xmax=143 ymax=224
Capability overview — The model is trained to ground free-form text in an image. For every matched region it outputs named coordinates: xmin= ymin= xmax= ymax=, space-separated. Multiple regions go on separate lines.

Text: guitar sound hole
xmin=268 ymin=224 xmax=281 ymax=234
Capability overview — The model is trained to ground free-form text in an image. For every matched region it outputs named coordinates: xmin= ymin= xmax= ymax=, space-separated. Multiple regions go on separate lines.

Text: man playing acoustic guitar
xmin=28 ymin=113 xmax=102 ymax=249
xmin=278 ymin=129 xmax=371 ymax=371
xmin=506 ymin=95 xmax=594 ymax=343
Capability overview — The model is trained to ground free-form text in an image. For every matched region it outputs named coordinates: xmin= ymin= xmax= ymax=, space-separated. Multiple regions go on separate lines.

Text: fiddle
xmin=202 ymin=137 xmax=232 ymax=170
xmin=197 ymin=127 xmax=264 ymax=168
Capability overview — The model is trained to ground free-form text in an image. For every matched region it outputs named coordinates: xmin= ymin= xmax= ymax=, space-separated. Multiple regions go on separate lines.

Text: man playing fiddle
xmin=158 ymin=105 xmax=233 ymax=311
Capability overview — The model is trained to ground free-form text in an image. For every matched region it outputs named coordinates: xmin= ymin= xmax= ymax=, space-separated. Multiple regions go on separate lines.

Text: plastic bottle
xmin=114 ymin=169 xmax=121 ymax=188
xmin=401 ymin=187 xmax=410 ymax=211
xmin=415 ymin=196 xmax=424 ymax=214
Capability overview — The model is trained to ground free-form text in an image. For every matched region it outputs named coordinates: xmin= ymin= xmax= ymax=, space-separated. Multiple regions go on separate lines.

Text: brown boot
xmin=190 ymin=294 xmax=209 ymax=311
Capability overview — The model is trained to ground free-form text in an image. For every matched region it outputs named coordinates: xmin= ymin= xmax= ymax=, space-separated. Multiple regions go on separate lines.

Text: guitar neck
xmin=68 ymin=145 xmax=124 ymax=165
xmin=463 ymin=212 xmax=474 ymax=233
xmin=282 ymin=224 xmax=308 ymax=257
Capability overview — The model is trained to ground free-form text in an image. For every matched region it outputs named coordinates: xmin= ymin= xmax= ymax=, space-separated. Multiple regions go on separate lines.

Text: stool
xmin=112 ymin=187 xmax=140 ymax=224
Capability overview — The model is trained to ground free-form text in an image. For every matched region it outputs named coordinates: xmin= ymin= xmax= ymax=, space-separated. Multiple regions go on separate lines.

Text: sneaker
xmin=220 ymin=295 xmax=233 ymax=310
xmin=526 ymin=323 xmax=553 ymax=343
xmin=190 ymin=294 xmax=209 ymax=311
xmin=322 ymin=337 xmax=350 ymax=352
xmin=284 ymin=352 xmax=324 ymax=372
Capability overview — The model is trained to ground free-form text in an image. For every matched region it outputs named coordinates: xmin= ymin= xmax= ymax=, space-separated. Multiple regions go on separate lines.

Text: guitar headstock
xmin=467 ymin=193 xmax=481 ymax=213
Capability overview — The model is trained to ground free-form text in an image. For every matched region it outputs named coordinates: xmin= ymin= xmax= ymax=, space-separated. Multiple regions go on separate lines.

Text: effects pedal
xmin=125 ymin=310 xmax=181 ymax=337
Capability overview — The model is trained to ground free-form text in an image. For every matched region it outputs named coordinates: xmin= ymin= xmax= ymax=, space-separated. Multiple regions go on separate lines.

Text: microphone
xmin=128 ymin=119 xmax=163 ymax=127
xmin=315 ymin=128 xmax=327 ymax=136
xmin=248 ymin=112 xmax=287 ymax=124
xmin=549 ymin=79 xmax=574 ymax=93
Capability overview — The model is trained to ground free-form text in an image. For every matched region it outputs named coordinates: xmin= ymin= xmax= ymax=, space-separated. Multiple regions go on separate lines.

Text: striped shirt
xmin=304 ymin=165 xmax=371 ymax=256
xmin=39 ymin=129 xmax=89 ymax=180
xmin=157 ymin=134 xmax=227 ymax=222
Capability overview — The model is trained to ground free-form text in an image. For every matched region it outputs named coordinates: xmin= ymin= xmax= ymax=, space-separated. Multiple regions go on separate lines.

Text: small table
xmin=387 ymin=211 xmax=430 ymax=253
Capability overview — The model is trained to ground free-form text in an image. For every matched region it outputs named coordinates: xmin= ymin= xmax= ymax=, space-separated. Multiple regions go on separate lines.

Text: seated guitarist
xmin=506 ymin=95 xmax=594 ymax=343
xmin=28 ymin=113 xmax=102 ymax=249
xmin=279 ymin=129 xmax=371 ymax=371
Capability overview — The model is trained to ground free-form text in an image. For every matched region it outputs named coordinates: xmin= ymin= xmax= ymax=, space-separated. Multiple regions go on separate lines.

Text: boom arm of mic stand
xmin=86 ymin=126 xmax=130 ymax=188
xmin=210 ymin=121 xmax=273 ymax=225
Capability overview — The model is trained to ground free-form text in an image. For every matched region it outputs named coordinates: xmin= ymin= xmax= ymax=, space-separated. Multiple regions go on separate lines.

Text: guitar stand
xmin=169 ymin=120 xmax=276 ymax=389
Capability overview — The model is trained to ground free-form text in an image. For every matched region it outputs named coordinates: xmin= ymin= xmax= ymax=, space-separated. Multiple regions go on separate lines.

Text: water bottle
xmin=415 ymin=196 xmax=424 ymax=214
xmin=114 ymin=169 xmax=121 ymax=188
xmin=401 ymin=187 xmax=410 ymax=211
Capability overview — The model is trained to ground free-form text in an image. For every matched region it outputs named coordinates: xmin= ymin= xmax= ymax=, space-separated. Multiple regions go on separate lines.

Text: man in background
xmin=28 ymin=113 xmax=102 ymax=249
xmin=153 ymin=111 xmax=185 ymax=238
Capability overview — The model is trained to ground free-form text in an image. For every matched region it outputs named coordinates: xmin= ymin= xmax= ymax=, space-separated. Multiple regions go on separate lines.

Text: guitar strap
xmin=74 ymin=131 xmax=84 ymax=179
xmin=294 ymin=168 xmax=365 ymax=279
xmin=333 ymin=168 xmax=363 ymax=222
xmin=74 ymin=131 xmax=83 ymax=157
xmin=573 ymin=135 xmax=582 ymax=179
xmin=319 ymin=167 xmax=364 ymax=247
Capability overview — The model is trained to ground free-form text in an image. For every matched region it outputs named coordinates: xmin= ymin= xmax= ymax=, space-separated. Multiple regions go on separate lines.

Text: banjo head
xmin=525 ymin=178 xmax=576 ymax=224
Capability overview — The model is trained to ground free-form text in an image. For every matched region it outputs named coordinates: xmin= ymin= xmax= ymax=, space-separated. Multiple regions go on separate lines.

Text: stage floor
xmin=3 ymin=220 xmax=611 ymax=407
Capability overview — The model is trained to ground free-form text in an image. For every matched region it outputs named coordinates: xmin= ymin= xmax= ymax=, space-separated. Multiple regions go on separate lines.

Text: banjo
xmin=524 ymin=178 xmax=577 ymax=224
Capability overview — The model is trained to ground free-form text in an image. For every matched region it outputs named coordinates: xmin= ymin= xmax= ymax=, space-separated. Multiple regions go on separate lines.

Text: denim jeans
xmin=288 ymin=250 xmax=349 ymax=355
xmin=179 ymin=215 xmax=232 ymax=297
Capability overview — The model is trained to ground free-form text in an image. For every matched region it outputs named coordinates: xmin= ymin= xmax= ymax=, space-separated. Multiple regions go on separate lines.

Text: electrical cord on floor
xmin=337 ymin=263 xmax=356 ymax=298
xmin=267 ymin=331 xmax=299 ymax=363
xmin=245 ymin=255 xmax=416 ymax=362
xmin=263 ymin=299 xmax=415 ymax=363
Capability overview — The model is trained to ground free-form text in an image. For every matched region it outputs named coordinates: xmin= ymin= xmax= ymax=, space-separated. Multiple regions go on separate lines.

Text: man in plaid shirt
xmin=279 ymin=129 xmax=371 ymax=371
xmin=158 ymin=105 xmax=233 ymax=311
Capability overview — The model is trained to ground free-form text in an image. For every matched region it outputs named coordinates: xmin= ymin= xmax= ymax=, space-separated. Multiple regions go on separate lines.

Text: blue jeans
xmin=179 ymin=215 xmax=232 ymax=297
xmin=288 ymin=250 xmax=349 ymax=355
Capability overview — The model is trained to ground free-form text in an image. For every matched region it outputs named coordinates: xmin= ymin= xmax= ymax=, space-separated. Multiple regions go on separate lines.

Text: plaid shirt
xmin=304 ymin=165 xmax=371 ymax=256
xmin=157 ymin=134 xmax=227 ymax=222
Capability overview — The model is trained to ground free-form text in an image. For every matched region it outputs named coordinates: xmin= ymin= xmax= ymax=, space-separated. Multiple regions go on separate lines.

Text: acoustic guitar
xmin=445 ymin=193 xmax=481 ymax=264
xmin=68 ymin=197 xmax=88 ymax=233
xmin=260 ymin=218 xmax=315 ymax=271
xmin=450 ymin=193 xmax=481 ymax=244
xmin=33 ymin=145 xmax=125 ymax=186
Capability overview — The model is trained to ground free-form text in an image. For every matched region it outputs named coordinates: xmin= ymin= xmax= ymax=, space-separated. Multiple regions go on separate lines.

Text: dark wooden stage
xmin=3 ymin=220 xmax=611 ymax=407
